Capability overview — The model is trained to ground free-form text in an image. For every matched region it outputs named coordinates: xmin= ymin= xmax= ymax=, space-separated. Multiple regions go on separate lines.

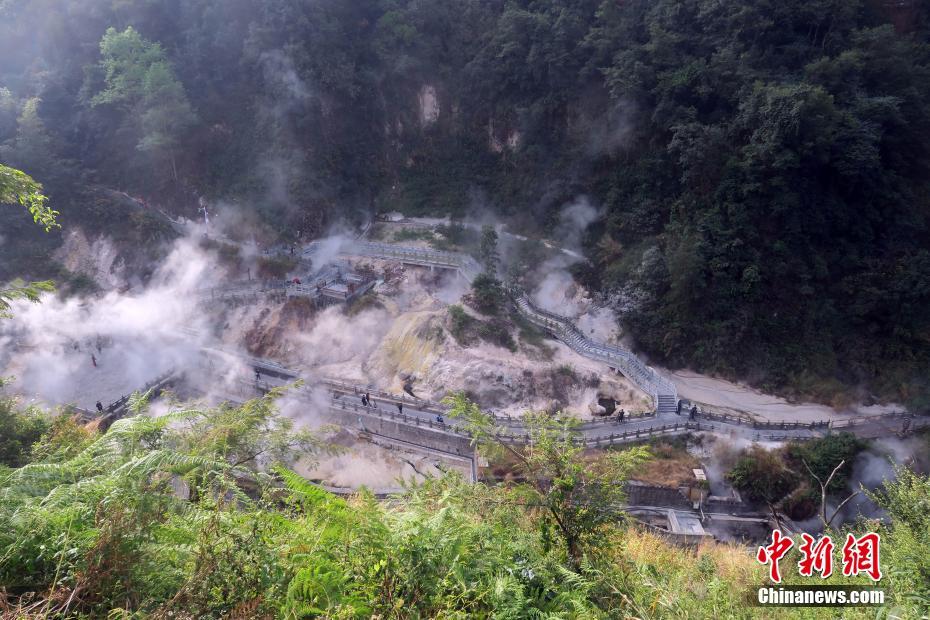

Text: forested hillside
xmin=1 ymin=0 xmax=929 ymax=405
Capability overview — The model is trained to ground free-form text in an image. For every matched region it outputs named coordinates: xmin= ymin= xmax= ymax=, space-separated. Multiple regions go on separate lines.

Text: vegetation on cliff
xmin=2 ymin=0 xmax=928 ymax=404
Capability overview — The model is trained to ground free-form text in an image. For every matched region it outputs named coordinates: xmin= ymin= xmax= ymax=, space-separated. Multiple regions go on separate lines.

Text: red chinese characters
xmin=797 ymin=533 xmax=834 ymax=578
xmin=757 ymin=530 xmax=883 ymax=583
xmin=841 ymin=533 xmax=883 ymax=581
xmin=757 ymin=530 xmax=794 ymax=583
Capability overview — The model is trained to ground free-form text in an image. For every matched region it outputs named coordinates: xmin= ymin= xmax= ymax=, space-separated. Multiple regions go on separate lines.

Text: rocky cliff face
xmin=54 ymin=228 xmax=128 ymax=290
xmin=226 ymin=265 xmax=651 ymax=417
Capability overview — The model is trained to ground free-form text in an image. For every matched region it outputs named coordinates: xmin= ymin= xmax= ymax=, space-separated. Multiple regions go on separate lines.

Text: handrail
xmin=512 ymin=291 xmax=677 ymax=409
xmin=245 ymin=378 xmax=692 ymax=446
xmin=322 ymin=378 xmax=654 ymax=426
xmin=333 ymin=241 xmax=482 ymax=279
xmin=70 ymin=369 xmax=176 ymax=421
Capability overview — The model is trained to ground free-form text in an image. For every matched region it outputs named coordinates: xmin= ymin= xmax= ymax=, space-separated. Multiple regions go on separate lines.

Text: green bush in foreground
xmin=0 ymin=391 xmax=926 ymax=618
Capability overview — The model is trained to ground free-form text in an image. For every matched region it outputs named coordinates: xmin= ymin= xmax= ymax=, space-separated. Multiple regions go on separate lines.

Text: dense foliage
xmin=0 ymin=162 xmax=55 ymax=316
xmin=1 ymin=0 xmax=929 ymax=403
xmin=0 ymin=384 xmax=51 ymax=468
xmin=0 ymin=392 xmax=927 ymax=618
xmin=727 ymin=433 xmax=867 ymax=520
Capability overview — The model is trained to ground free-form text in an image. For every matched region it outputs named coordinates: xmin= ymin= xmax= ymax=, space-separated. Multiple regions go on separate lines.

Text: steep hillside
xmin=1 ymin=0 xmax=929 ymax=404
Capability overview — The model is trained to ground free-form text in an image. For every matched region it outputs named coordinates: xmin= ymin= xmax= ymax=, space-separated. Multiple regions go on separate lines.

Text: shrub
xmin=470 ymin=273 xmax=506 ymax=315
xmin=476 ymin=319 xmax=517 ymax=351
xmin=0 ymin=391 xmax=50 ymax=467
xmin=256 ymin=255 xmax=297 ymax=279
xmin=448 ymin=304 xmax=475 ymax=345
xmin=726 ymin=445 xmax=800 ymax=505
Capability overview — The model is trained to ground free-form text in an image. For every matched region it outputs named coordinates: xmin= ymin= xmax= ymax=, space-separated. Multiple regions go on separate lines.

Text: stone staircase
xmin=514 ymin=293 xmax=677 ymax=415
xmin=258 ymin=239 xmax=679 ymax=412
xmin=656 ymin=394 xmax=678 ymax=416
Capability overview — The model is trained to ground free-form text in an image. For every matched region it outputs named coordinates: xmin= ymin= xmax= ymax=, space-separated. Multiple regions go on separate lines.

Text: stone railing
xmin=70 ymin=369 xmax=176 ymax=421
xmin=326 ymin=241 xmax=482 ymax=280
xmin=513 ymin=293 xmax=677 ymax=413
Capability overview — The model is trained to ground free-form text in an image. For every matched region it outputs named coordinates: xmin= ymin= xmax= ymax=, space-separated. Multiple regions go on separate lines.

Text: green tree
xmin=90 ymin=26 xmax=195 ymax=182
xmin=469 ymin=272 xmax=505 ymax=315
xmin=727 ymin=445 xmax=800 ymax=507
xmin=444 ymin=392 xmax=650 ymax=568
xmin=870 ymin=467 xmax=930 ymax=616
xmin=0 ymin=382 xmax=50 ymax=468
xmin=0 ymin=87 xmax=17 ymax=141
xmin=0 ymin=164 xmax=56 ymax=231
xmin=4 ymin=99 xmax=53 ymax=173
xmin=786 ymin=432 xmax=865 ymax=493
xmin=478 ymin=224 xmax=500 ymax=274
xmin=0 ymin=163 xmax=55 ymax=317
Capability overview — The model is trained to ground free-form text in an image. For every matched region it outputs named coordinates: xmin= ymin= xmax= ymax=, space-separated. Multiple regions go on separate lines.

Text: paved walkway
xmin=179 ymin=238 xmax=928 ymax=447
xmin=223 ymin=350 xmax=927 ymax=446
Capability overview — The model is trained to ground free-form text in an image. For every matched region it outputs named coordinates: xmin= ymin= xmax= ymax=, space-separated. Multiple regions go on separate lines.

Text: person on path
xmin=397 ymin=402 xmax=403 ymax=414
xmin=618 ymin=409 xmax=625 ymax=423
xmin=689 ymin=405 xmax=697 ymax=420
xmin=91 ymin=354 xmax=97 ymax=368
xmin=436 ymin=415 xmax=444 ymax=425
xmin=365 ymin=392 xmax=371 ymax=407
xmin=361 ymin=394 xmax=368 ymax=407
xmin=96 ymin=401 xmax=103 ymax=413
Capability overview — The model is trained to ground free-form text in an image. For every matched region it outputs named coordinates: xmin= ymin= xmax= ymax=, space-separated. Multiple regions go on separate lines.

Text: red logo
xmin=757 ymin=530 xmax=794 ymax=583
xmin=757 ymin=531 xmax=882 ymax=582
xmin=841 ymin=533 xmax=883 ymax=582
xmin=797 ymin=534 xmax=834 ymax=578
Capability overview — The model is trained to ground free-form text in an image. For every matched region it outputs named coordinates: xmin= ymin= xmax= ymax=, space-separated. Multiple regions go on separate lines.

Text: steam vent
xmin=1 ymin=2 xmax=928 ymax=616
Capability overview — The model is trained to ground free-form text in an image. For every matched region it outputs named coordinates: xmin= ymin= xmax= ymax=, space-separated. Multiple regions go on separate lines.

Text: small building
xmin=667 ymin=510 xmax=713 ymax=545
xmin=288 ymin=269 xmax=377 ymax=308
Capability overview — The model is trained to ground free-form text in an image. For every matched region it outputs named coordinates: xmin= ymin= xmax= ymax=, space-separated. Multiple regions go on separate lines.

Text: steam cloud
xmin=0 ymin=237 xmax=218 ymax=409
xmin=531 ymin=196 xmax=606 ymax=320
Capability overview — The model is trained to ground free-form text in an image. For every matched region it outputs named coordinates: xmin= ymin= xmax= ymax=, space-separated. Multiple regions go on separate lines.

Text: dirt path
xmin=666 ymin=368 xmax=905 ymax=423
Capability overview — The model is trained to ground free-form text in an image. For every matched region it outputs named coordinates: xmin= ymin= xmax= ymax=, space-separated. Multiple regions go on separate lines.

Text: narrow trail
xmin=179 ymin=237 xmax=924 ymax=445
xmin=74 ymin=341 xmax=925 ymax=451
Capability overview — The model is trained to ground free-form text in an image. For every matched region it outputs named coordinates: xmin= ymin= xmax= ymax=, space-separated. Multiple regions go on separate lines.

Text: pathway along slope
xmin=215 ymin=351 xmax=929 ymax=446
xmin=184 ymin=240 xmax=924 ymax=444
xmin=321 ymin=240 xmax=677 ymax=414
xmin=73 ymin=346 xmax=927 ymax=450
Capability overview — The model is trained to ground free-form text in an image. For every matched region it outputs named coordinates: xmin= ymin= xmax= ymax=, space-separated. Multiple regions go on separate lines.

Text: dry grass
xmin=630 ymin=441 xmax=701 ymax=488
xmin=631 ymin=458 xmax=701 ymax=487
